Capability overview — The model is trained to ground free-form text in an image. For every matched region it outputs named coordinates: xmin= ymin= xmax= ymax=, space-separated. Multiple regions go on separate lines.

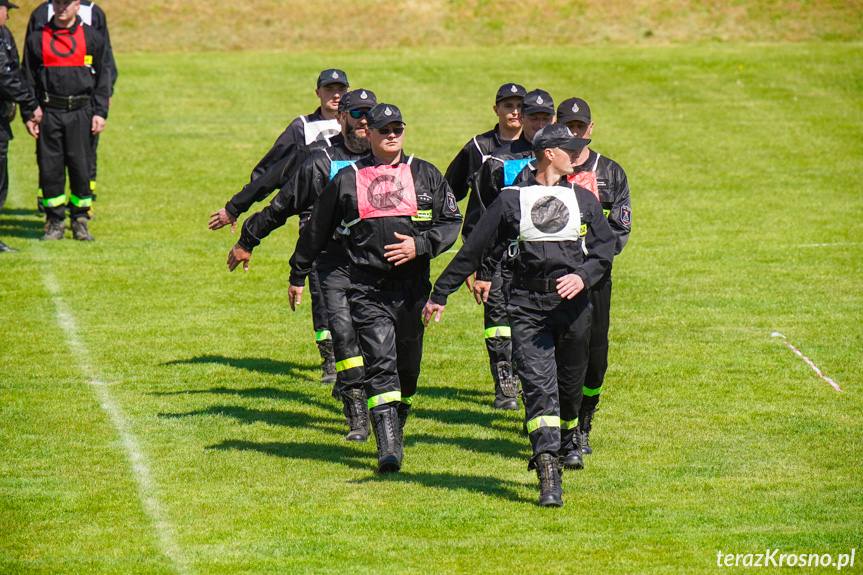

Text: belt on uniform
xmin=351 ymin=267 xmax=425 ymax=291
xmin=42 ymin=93 xmax=90 ymax=111
xmin=512 ymin=276 xmax=559 ymax=293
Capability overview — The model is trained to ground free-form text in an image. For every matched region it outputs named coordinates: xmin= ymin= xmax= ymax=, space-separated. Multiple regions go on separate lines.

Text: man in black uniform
xmin=210 ymin=69 xmax=350 ymax=383
xmin=27 ymin=0 xmax=116 ymax=213
xmin=556 ymin=97 xmax=631 ymax=456
xmin=422 ymin=124 xmax=615 ymax=507
xmin=288 ymin=103 xmax=462 ymax=473
xmin=469 ymin=88 xmax=555 ymax=409
xmin=444 ymin=82 xmax=525 ymax=410
xmin=0 ymin=0 xmax=41 ymax=253
xmin=23 ymin=0 xmax=109 ymax=241
xmin=226 ymin=88 xmax=377 ymax=441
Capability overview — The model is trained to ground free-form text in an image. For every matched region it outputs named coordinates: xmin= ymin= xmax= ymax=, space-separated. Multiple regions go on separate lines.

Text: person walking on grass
xmin=444 ymin=82 xmax=525 ymax=411
xmin=288 ymin=103 xmax=462 ymax=474
xmin=209 ymin=69 xmax=350 ymax=384
xmin=422 ymin=124 xmax=615 ymax=507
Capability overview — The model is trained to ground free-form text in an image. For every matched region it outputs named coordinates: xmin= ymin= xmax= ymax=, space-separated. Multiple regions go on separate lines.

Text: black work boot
xmin=71 ymin=217 xmax=94 ymax=241
xmin=0 ymin=240 xmax=18 ymax=253
xmin=371 ymin=405 xmax=402 ymax=474
xmin=561 ymin=428 xmax=585 ymax=470
xmin=535 ymin=453 xmax=564 ymax=508
xmin=492 ymin=361 xmax=519 ymax=410
xmin=317 ymin=340 xmax=336 ymax=384
xmin=340 ymin=388 xmax=370 ymax=442
xmin=41 ymin=220 xmax=65 ymax=241
xmin=579 ymin=399 xmax=598 ymax=455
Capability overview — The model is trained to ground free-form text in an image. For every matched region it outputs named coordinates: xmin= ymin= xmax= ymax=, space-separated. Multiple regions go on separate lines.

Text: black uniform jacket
xmin=429 ymin=174 xmax=615 ymax=311
xmin=444 ymin=124 xmax=514 ymax=240
xmin=289 ymin=151 xmax=462 ymax=286
xmin=474 ymin=133 xmax=534 ymax=216
xmin=238 ymin=141 xmax=371 ymax=254
xmin=26 ymin=0 xmax=117 ymax=94
xmin=0 ymin=26 xmax=38 ymax=141
xmin=225 ymin=109 xmax=344 ymax=217
xmin=22 ymin=18 xmax=110 ymax=119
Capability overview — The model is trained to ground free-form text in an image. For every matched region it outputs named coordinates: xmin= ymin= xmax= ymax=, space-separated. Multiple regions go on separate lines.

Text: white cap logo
xmin=572 ymin=102 xmax=580 ymax=113
xmin=510 ymin=85 xmax=518 ymax=93
xmin=360 ymin=91 xmax=368 ymax=98
xmin=331 ymin=71 xmax=339 ymax=79
xmin=384 ymin=107 xmax=393 ymax=116
xmin=536 ymin=96 xmax=544 ymax=105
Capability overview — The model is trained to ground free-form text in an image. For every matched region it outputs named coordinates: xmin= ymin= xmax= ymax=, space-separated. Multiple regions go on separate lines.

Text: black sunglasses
xmin=377 ymin=126 xmax=405 ymax=136
xmin=348 ymin=110 xmax=370 ymax=119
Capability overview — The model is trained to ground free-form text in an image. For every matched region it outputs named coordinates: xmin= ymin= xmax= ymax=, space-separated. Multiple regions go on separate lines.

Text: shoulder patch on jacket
xmin=621 ymin=206 xmax=632 ymax=227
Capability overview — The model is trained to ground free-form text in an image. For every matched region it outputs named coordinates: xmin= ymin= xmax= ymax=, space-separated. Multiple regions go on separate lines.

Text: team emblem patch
xmin=572 ymin=102 xmax=580 ymax=113
xmin=360 ymin=91 xmax=367 ymax=98
xmin=531 ymin=197 xmax=570 ymax=234
xmin=355 ymin=164 xmax=418 ymax=219
xmin=621 ymin=206 xmax=632 ymax=227
xmin=536 ymin=96 xmax=544 ymax=105
xmin=331 ymin=71 xmax=339 ymax=79
xmin=510 ymin=85 xmax=518 ymax=93
xmin=384 ymin=107 xmax=393 ymax=116
xmin=446 ymin=191 xmax=457 ymax=213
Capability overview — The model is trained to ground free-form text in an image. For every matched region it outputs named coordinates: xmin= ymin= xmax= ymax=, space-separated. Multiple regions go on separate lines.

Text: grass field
xmin=1 ymin=42 xmax=862 ymax=573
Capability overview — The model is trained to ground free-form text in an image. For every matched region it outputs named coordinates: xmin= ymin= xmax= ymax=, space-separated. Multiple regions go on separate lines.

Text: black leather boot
xmin=561 ymin=427 xmax=584 ymax=470
xmin=340 ymin=388 xmax=370 ymax=442
xmin=535 ymin=453 xmax=563 ymax=508
xmin=317 ymin=340 xmax=336 ymax=384
xmin=371 ymin=405 xmax=402 ymax=474
xmin=579 ymin=398 xmax=598 ymax=455
xmin=492 ymin=361 xmax=519 ymax=410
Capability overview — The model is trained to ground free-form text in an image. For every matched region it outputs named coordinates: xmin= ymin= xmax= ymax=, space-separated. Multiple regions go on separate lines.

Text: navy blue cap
xmin=532 ymin=124 xmax=590 ymax=152
xmin=367 ymin=103 xmax=404 ymax=129
xmin=522 ymin=89 xmax=554 ymax=115
xmin=495 ymin=83 xmax=526 ymax=103
xmin=317 ymin=69 xmax=349 ymax=88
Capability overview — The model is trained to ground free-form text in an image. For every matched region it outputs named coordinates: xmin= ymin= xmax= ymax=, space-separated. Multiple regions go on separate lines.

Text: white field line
xmin=770 ymin=332 xmax=843 ymax=392
xmin=43 ymin=272 xmax=190 ymax=574
xmin=796 ymin=242 xmax=863 ymax=248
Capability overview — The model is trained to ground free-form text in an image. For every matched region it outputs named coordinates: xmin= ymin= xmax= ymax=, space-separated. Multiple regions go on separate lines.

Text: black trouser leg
xmin=39 ymin=108 xmax=93 ymax=221
xmin=483 ymin=264 xmax=512 ymax=364
xmin=317 ymin=252 xmax=364 ymax=393
xmin=583 ymin=272 xmax=612 ymax=413
xmin=299 ymin=213 xmax=331 ymax=340
xmin=0 ymin=139 xmax=8 ymax=212
xmin=89 ymin=132 xmax=99 ymax=195
xmin=555 ymin=297 xmax=593 ymax=453
xmin=394 ymin=280 xmax=430 ymax=402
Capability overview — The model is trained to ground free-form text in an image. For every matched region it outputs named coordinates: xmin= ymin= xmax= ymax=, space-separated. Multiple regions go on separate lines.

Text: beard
xmin=345 ymin=124 xmax=371 ymax=153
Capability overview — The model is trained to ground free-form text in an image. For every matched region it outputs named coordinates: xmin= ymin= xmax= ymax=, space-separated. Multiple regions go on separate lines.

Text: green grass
xmin=1 ymin=43 xmax=862 ymax=574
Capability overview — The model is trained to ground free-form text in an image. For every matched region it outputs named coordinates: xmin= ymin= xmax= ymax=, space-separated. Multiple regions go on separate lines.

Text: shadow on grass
xmin=413 ymin=406 xmax=523 ymax=431
xmin=163 ymin=355 xmax=318 ymax=381
xmin=407 ymin=432 xmax=530 ymax=460
xmin=159 ymin=405 xmax=343 ymax=435
xmin=207 ymin=439 xmax=531 ymax=504
xmin=0 ymin=207 xmax=44 ymax=240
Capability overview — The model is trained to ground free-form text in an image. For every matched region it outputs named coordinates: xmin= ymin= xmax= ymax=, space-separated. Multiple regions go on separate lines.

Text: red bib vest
xmin=42 ymin=25 xmax=87 ymax=68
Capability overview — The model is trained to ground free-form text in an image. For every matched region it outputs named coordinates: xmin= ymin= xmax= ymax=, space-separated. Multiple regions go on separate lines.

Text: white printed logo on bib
xmin=303 ymin=119 xmax=341 ymax=146
xmin=518 ymin=185 xmax=581 ymax=242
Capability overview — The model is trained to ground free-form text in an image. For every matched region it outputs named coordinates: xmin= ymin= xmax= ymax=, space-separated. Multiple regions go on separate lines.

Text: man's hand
xmin=472 ymin=280 xmax=492 ymax=305
xmin=227 ymin=244 xmax=252 ymax=271
xmin=464 ymin=272 xmax=475 ymax=292
xmin=421 ymin=300 xmax=445 ymax=326
xmin=556 ymin=273 xmax=585 ymax=299
xmin=384 ymin=232 xmax=416 ymax=266
xmin=209 ymin=208 xmax=237 ymax=232
xmin=25 ymin=119 xmax=39 ymax=138
xmin=31 ymin=106 xmax=42 ymax=124
xmin=288 ymin=285 xmax=304 ymax=311
xmin=91 ymin=115 xmax=106 ymax=135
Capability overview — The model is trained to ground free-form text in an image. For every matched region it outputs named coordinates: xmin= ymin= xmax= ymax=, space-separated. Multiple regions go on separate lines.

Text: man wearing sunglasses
xmin=226 ymin=89 xmax=377 ymax=442
xmin=421 ymin=124 xmax=616 ymax=507
xmin=210 ymin=68 xmax=350 ymax=384
xmin=287 ymin=103 xmax=462 ymax=474
xmin=444 ymin=82 xmax=525 ymax=412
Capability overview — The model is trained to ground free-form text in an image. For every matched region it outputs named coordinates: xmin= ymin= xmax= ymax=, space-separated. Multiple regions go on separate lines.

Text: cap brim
xmin=522 ymin=106 xmax=555 ymax=116
xmin=558 ymin=138 xmax=591 ymax=150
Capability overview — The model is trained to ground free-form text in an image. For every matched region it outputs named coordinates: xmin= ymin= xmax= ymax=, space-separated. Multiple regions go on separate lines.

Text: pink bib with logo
xmin=355 ymin=163 xmax=418 ymax=219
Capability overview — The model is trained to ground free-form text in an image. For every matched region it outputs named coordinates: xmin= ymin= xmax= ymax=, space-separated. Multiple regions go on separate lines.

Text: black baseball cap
xmin=495 ymin=83 xmax=526 ymax=103
xmin=531 ymin=124 xmax=591 ymax=152
xmin=557 ymin=97 xmax=591 ymax=124
xmin=317 ymin=69 xmax=349 ymax=88
xmin=338 ymin=89 xmax=377 ymax=112
xmin=0 ymin=0 xmax=19 ymax=8
xmin=366 ymin=103 xmax=404 ymax=129
xmin=522 ymin=89 xmax=554 ymax=115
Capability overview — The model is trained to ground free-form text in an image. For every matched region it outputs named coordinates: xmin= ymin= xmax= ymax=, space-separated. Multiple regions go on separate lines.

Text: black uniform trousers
xmin=299 ymin=212 xmax=332 ymax=340
xmin=582 ymin=271 xmax=612 ymax=414
xmin=508 ymin=292 xmax=592 ymax=468
xmin=38 ymin=106 xmax=93 ymax=222
xmin=347 ymin=272 xmax=429 ymax=412
xmin=316 ymin=251 xmax=364 ymax=396
xmin=483 ymin=262 xmax=513 ymax=366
